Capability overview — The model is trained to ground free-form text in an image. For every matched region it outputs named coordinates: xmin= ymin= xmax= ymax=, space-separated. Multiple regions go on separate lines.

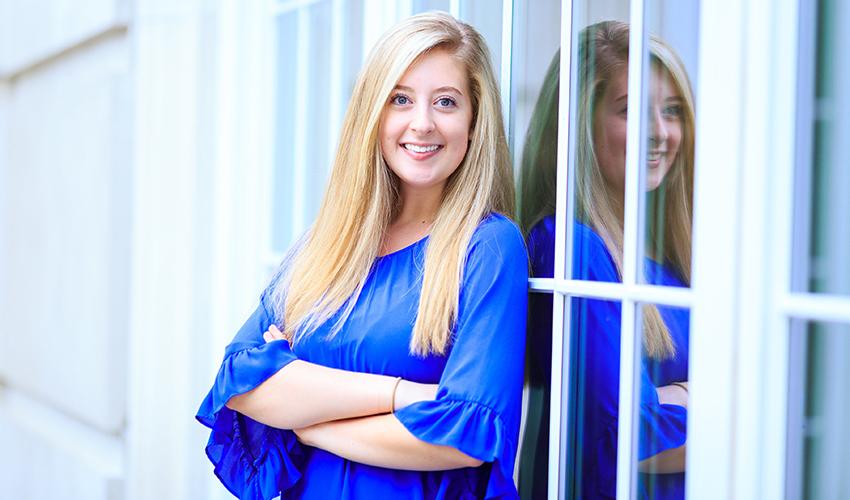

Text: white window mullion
xmin=617 ymin=0 xmax=648 ymax=497
xmin=732 ymin=0 xmax=774 ymax=494
xmin=780 ymin=294 xmax=850 ymax=323
xmin=529 ymin=279 xmax=693 ymax=308
xmin=499 ymin=0 xmax=513 ymax=136
xmin=763 ymin=0 xmax=804 ymax=493
xmin=547 ymin=1 xmax=574 ymax=498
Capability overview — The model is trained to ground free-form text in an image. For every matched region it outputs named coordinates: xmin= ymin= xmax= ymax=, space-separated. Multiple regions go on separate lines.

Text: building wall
xmin=0 ymin=1 xmax=130 ymax=498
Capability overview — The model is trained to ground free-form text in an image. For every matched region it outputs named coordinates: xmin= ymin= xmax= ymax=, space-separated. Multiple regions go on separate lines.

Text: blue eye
xmin=436 ymin=97 xmax=456 ymax=108
xmin=663 ymin=104 xmax=683 ymax=117
xmin=391 ymin=94 xmax=411 ymax=105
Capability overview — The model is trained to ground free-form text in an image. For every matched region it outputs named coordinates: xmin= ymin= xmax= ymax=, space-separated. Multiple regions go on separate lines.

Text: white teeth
xmin=647 ymin=152 xmax=662 ymax=161
xmin=404 ymin=144 xmax=440 ymax=153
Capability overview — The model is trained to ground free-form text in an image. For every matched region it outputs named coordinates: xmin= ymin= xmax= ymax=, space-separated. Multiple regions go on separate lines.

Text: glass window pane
xmin=272 ymin=11 xmax=299 ymax=253
xmin=514 ymin=1 xmax=561 ymax=498
xmin=305 ymin=0 xmax=333 ymax=221
xmin=636 ymin=302 xmax=690 ymax=499
xmin=514 ymin=0 xmax=562 ymax=264
xmin=515 ymin=0 xmax=561 ymax=281
xmin=789 ymin=320 xmax=850 ymax=498
xmin=272 ymin=0 xmax=347 ymax=255
xmin=567 ymin=4 xmax=629 ymax=283
xmin=640 ymin=0 xmax=698 ymax=289
xmin=458 ymin=0 xmax=505 ymax=88
xmin=798 ymin=0 xmax=850 ymax=295
xmin=516 ymin=1 xmax=697 ymax=497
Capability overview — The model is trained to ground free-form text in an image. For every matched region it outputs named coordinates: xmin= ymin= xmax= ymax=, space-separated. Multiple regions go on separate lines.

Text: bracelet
xmin=390 ymin=376 xmax=403 ymax=414
xmin=671 ymin=381 xmax=688 ymax=394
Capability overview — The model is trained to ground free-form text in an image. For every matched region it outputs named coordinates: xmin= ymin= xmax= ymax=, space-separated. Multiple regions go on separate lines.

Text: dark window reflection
xmin=519 ymin=21 xmax=694 ymax=500
xmin=803 ymin=0 xmax=850 ymax=295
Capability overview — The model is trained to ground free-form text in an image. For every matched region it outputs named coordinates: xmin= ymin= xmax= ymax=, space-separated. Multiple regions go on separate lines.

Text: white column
xmin=127 ymin=1 xmax=274 ymax=498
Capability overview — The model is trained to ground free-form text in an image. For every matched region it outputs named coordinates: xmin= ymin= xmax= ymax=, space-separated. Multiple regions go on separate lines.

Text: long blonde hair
xmin=521 ymin=21 xmax=695 ymax=359
xmin=271 ymin=12 xmax=514 ymax=356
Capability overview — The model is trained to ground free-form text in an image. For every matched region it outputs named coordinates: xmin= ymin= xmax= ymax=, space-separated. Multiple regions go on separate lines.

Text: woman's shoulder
xmin=469 ymin=212 xmax=527 ymax=257
xmin=525 ymin=215 xmax=611 ymax=258
xmin=525 ymin=215 xmax=618 ymax=281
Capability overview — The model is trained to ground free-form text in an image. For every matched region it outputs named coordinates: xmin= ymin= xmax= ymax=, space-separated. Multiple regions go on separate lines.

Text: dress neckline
xmin=377 ymin=235 xmax=430 ymax=259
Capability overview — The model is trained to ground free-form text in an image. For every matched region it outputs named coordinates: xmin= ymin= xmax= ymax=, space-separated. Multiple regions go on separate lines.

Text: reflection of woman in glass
xmin=519 ymin=21 xmax=694 ymax=499
xmin=196 ymin=12 xmax=528 ymax=500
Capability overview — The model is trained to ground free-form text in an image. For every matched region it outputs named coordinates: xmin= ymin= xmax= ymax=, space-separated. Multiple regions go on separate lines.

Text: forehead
xmin=650 ymin=65 xmax=681 ymax=97
xmin=396 ymin=48 xmax=469 ymax=93
xmin=602 ymin=65 xmax=681 ymax=100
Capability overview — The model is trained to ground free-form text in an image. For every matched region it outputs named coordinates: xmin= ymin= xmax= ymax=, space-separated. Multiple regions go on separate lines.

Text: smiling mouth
xmin=647 ymin=151 xmax=666 ymax=162
xmin=402 ymin=143 xmax=443 ymax=153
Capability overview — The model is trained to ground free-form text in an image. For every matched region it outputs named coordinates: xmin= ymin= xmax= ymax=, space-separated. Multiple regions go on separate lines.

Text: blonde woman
xmin=197 ymin=12 xmax=527 ymax=500
xmin=519 ymin=21 xmax=693 ymax=499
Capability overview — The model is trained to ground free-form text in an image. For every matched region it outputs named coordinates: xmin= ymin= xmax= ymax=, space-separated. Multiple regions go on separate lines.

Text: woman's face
xmin=379 ymin=49 xmax=474 ymax=197
xmin=593 ymin=64 xmax=683 ymax=193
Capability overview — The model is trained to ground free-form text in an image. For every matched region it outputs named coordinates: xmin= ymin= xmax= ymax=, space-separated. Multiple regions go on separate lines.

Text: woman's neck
xmin=395 ymin=184 xmax=445 ymax=226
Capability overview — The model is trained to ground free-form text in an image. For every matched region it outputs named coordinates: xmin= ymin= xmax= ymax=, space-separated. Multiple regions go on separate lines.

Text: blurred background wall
xmin=0 ymin=1 xmax=274 ymax=498
xmin=0 ymin=0 xmax=131 ymax=497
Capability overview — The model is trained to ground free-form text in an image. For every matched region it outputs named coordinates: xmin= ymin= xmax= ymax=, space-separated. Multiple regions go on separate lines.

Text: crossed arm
xmin=638 ymin=381 xmax=688 ymax=473
xmin=225 ymin=325 xmax=483 ymax=470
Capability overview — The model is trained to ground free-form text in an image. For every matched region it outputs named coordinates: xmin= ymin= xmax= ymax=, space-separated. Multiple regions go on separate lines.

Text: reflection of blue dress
xmin=196 ymin=214 xmax=528 ymax=500
xmin=525 ymin=215 xmax=688 ymax=499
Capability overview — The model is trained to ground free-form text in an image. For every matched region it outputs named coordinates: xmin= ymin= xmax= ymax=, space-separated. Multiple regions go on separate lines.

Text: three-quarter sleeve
xmin=196 ymin=289 xmax=303 ymax=499
xmin=393 ymin=216 xmax=529 ymax=499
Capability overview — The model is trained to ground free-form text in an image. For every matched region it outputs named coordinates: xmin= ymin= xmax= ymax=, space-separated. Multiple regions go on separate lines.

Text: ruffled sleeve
xmin=394 ymin=215 xmax=529 ymax=499
xmin=196 ymin=289 xmax=303 ymax=499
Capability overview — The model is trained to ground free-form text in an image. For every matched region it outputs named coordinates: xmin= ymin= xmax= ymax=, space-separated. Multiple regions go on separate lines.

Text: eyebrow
xmin=394 ymin=85 xmax=465 ymax=96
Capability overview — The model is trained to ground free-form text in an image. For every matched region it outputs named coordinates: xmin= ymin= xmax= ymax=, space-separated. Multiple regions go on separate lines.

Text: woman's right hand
xmin=656 ymin=382 xmax=688 ymax=408
xmin=393 ymin=380 xmax=439 ymax=411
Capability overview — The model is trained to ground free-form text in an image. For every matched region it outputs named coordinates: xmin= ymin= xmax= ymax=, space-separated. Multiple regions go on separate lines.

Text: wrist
xmin=390 ymin=377 xmax=403 ymax=413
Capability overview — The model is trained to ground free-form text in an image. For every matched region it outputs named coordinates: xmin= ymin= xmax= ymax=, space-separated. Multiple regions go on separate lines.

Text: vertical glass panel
xmin=272 ymin=11 xmax=298 ymax=253
xmin=305 ymin=0 xmax=333 ymax=223
xmin=789 ymin=320 xmax=850 ymax=498
xmin=508 ymin=0 xmax=561 ymax=195
xmin=515 ymin=0 xmax=561 ymax=279
xmin=458 ymin=0 xmax=504 ymax=86
xmin=520 ymin=290 xmax=557 ymax=499
xmin=640 ymin=0 xmax=699 ymax=288
xmin=799 ymin=0 xmax=850 ymax=295
xmin=562 ymin=295 xmax=628 ymax=499
xmin=568 ymin=3 xmax=629 ymax=283
xmin=513 ymin=1 xmax=560 ymax=498
xmin=636 ymin=301 xmax=690 ymax=499
xmin=272 ymin=1 xmax=339 ymax=254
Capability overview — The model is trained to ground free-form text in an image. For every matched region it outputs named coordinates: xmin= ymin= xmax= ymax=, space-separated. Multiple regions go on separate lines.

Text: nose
xmin=648 ymin=106 xmax=668 ymax=146
xmin=409 ymin=103 xmax=435 ymax=134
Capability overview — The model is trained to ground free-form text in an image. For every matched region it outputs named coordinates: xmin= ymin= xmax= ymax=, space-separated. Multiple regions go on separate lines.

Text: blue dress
xmin=523 ymin=215 xmax=688 ymax=499
xmin=197 ymin=214 xmax=529 ymax=499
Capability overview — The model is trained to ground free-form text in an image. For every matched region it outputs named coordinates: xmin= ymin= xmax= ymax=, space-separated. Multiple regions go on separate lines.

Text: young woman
xmin=196 ymin=12 xmax=528 ymax=500
xmin=519 ymin=21 xmax=694 ymax=499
